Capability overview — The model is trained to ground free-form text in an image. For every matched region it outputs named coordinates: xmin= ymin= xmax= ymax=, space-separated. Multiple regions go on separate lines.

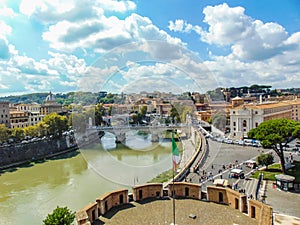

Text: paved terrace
xmin=97 ymin=199 xmax=259 ymax=225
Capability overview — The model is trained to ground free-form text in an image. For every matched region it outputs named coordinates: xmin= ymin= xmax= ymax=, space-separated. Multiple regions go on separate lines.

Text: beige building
xmin=0 ymin=102 xmax=10 ymax=128
xmin=15 ymin=103 xmax=44 ymax=126
xmin=10 ymin=110 xmax=30 ymax=128
xmin=230 ymin=100 xmax=300 ymax=139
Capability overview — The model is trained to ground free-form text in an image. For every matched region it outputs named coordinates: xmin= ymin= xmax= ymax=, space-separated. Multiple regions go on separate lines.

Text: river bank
xmin=0 ymin=134 xmax=78 ymax=170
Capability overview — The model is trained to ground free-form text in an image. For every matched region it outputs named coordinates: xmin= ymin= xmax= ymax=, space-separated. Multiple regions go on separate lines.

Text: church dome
xmin=45 ymin=91 xmax=55 ymax=102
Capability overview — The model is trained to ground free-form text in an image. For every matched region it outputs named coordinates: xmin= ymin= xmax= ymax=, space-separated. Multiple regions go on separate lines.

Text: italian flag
xmin=172 ymin=132 xmax=180 ymax=171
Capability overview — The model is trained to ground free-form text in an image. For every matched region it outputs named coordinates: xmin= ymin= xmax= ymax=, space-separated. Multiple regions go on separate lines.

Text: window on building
xmin=255 ymin=122 xmax=258 ymax=127
xmin=255 ymin=111 xmax=258 ymax=114
xmin=233 ymin=121 xmax=236 ymax=126
xmin=243 ymin=120 xmax=247 ymax=127
xmin=233 ymin=111 xmax=235 ymax=114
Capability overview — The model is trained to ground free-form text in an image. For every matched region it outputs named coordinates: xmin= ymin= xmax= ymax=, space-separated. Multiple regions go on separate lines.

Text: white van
xmin=229 ymin=169 xmax=245 ymax=179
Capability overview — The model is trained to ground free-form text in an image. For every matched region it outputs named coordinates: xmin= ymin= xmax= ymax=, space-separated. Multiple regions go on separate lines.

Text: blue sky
xmin=0 ymin=0 xmax=299 ymax=96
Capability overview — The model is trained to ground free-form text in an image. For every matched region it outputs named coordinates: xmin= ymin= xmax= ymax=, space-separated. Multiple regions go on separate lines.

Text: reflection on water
xmin=0 ymin=132 xmax=179 ymax=225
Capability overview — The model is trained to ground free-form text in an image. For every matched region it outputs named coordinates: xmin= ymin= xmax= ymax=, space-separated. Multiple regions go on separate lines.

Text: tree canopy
xmin=43 ymin=113 xmax=68 ymax=137
xmin=248 ymin=118 xmax=300 ymax=174
xmin=256 ymin=153 xmax=274 ymax=169
xmin=43 ymin=206 xmax=75 ymax=225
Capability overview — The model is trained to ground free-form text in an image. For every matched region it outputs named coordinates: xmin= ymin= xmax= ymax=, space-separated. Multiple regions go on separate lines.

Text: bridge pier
xmin=115 ymin=132 xmax=126 ymax=143
xmin=151 ymin=133 xmax=159 ymax=142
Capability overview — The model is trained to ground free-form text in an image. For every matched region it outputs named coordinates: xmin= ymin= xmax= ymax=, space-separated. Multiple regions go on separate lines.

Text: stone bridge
xmin=89 ymin=124 xmax=190 ymax=143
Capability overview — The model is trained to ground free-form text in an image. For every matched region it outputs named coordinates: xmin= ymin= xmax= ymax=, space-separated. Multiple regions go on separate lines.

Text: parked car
xmin=226 ymin=139 xmax=234 ymax=144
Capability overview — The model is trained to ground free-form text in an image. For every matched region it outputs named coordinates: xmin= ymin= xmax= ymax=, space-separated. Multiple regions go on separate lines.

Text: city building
xmin=15 ymin=103 xmax=44 ymax=126
xmin=0 ymin=102 xmax=10 ymax=128
xmin=229 ymin=100 xmax=300 ymax=139
xmin=10 ymin=110 xmax=30 ymax=128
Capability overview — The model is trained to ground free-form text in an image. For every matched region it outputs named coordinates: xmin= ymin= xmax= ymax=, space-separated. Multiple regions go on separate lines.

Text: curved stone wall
xmin=76 ymin=183 xmax=272 ymax=225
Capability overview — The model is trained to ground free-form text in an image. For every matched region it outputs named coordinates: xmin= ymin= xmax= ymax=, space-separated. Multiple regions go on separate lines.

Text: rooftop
xmin=97 ymin=198 xmax=258 ymax=225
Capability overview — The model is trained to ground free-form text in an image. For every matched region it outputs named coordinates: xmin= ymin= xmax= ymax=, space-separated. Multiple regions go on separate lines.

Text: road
xmin=185 ymin=138 xmax=268 ymax=195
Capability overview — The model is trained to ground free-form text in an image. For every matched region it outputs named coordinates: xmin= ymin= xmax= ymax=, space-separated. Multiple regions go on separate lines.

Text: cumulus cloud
xmin=0 ymin=6 xmax=16 ymax=17
xmin=0 ymin=21 xmax=12 ymax=59
xmin=19 ymin=0 xmax=135 ymax=24
xmin=43 ymin=13 xmax=184 ymax=53
xmin=78 ymin=41 xmax=218 ymax=94
xmin=98 ymin=0 xmax=136 ymax=13
xmin=168 ymin=20 xmax=193 ymax=33
xmin=0 ymin=49 xmax=87 ymax=94
xmin=169 ymin=3 xmax=296 ymax=61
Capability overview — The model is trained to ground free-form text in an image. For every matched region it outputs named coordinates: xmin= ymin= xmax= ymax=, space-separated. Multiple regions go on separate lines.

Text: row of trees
xmin=0 ymin=113 xmax=68 ymax=144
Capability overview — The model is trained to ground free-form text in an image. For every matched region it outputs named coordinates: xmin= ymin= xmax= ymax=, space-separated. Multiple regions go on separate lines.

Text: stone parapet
xmin=76 ymin=183 xmax=272 ymax=225
xmin=168 ymin=182 xmax=202 ymax=199
xmin=132 ymin=183 xmax=163 ymax=201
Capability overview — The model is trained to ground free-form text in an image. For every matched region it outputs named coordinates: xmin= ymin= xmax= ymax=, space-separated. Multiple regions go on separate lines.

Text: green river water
xmin=0 ymin=132 xmax=178 ymax=225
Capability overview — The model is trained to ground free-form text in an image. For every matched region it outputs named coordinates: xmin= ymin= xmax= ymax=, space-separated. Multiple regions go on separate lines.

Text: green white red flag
xmin=172 ymin=132 xmax=180 ymax=171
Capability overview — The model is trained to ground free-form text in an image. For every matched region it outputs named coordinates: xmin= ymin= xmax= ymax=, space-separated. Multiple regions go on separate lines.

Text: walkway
xmin=178 ymin=138 xmax=196 ymax=170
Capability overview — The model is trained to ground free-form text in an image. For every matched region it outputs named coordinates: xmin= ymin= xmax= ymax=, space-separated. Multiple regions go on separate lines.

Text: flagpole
xmin=172 ymin=130 xmax=176 ymax=225
xmin=172 ymin=164 xmax=176 ymax=225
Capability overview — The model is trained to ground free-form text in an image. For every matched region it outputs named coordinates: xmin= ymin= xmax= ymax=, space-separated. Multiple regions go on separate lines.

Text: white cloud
xmin=0 ymin=48 xmax=87 ymax=94
xmin=0 ymin=20 xmax=11 ymax=38
xmin=78 ymin=41 xmax=219 ymax=94
xmin=43 ymin=13 xmax=184 ymax=53
xmin=98 ymin=0 xmax=136 ymax=13
xmin=0 ymin=6 xmax=16 ymax=17
xmin=0 ymin=21 xmax=12 ymax=59
xmin=168 ymin=20 xmax=193 ymax=33
xmin=19 ymin=0 xmax=135 ymax=24
xmin=169 ymin=3 xmax=295 ymax=61
xmin=165 ymin=2 xmax=300 ymax=89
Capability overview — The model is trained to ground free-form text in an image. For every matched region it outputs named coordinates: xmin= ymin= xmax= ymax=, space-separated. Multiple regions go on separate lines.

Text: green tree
xmin=139 ymin=105 xmax=147 ymax=118
xmin=43 ymin=113 xmax=68 ymax=137
xmin=170 ymin=105 xmax=180 ymax=124
xmin=130 ymin=114 xmax=139 ymax=124
xmin=248 ymin=118 xmax=300 ymax=174
xmin=11 ymin=127 xmax=25 ymax=141
xmin=36 ymin=122 xmax=48 ymax=137
xmin=0 ymin=124 xmax=9 ymax=143
xmin=24 ymin=125 xmax=39 ymax=137
xmin=43 ymin=206 xmax=75 ymax=225
xmin=95 ymin=103 xmax=105 ymax=125
xmin=256 ymin=153 xmax=274 ymax=169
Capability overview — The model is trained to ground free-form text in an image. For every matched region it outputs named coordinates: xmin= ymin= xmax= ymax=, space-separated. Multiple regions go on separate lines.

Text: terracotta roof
xmin=233 ymin=101 xmax=294 ymax=110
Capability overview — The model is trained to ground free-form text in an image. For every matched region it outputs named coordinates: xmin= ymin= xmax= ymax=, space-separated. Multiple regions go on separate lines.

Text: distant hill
xmin=0 ymin=93 xmax=49 ymax=104
xmin=0 ymin=91 xmax=123 ymax=105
